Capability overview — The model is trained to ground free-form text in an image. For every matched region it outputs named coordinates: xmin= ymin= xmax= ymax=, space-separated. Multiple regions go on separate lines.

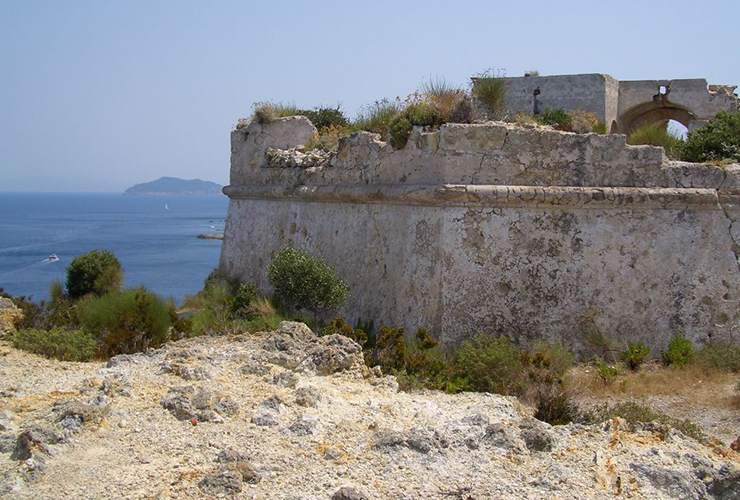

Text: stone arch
xmin=618 ymin=99 xmax=697 ymax=134
xmin=609 ymin=120 xmax=618 ymax=134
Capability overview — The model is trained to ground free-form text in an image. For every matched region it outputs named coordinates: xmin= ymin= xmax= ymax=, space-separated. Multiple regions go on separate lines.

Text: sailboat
xmin=165 ymin=204 xmax=170 ymax=210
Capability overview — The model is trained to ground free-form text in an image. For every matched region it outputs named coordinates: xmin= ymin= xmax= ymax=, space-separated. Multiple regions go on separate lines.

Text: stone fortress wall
xmin=501 ymin=73 xmax=738 ymax=134
xmin=220 ymin=115 xmax=740 ymax=353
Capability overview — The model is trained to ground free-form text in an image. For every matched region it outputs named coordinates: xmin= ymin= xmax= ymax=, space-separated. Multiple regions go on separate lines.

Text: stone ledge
xmin=223 ymin=183 xmax=722 ymax=210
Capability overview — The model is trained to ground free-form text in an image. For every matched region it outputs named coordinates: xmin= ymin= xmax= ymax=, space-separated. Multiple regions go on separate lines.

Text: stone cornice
xmin=224 ymin=183 xmax=724 ymax=210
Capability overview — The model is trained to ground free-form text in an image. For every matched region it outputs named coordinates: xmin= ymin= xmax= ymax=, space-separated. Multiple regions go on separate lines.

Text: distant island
xmin=124 ymin=177 xmax=223 ymax=196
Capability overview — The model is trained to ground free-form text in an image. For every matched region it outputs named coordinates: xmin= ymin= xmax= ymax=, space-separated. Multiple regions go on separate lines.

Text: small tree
xmin=65 ymin=249 xmax=123 ymax=299
xmin=268 ymin=246 xmax=348 ymax=320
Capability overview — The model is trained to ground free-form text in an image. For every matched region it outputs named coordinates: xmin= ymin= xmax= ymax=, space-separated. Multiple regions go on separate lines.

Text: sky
xmin=1 ymin=0 xmax=738 ymax=192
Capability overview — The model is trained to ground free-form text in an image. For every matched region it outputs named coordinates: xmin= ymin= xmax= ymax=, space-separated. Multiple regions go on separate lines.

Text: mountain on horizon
xmin=124 ymin=177 xmax=223 ymax=196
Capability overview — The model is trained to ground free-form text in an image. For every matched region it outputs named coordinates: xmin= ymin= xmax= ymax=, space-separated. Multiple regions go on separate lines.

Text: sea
xmin=0 ymin=192 xmax=229 ymax=305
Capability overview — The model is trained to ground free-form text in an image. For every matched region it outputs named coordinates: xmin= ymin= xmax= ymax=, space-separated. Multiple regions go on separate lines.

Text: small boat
xmin=165 ymin=204 xmax=170 ymax=210
xmin=48 ymin=254 xmax=59 ymax=262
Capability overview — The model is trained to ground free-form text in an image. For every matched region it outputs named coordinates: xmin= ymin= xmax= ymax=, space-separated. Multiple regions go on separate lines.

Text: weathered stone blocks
xmin=221 ymin=117 xmax=740 ymax=354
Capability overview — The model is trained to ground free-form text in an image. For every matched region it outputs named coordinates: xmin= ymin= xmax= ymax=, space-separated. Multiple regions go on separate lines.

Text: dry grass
xmin=247 ymin=296 xmax=276 ymax=318
xmin=568 ymin=361 xmax=740 ymax=410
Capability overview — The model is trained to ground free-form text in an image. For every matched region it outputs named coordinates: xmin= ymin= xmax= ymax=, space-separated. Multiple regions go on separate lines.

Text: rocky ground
xmin=0 ymin=322 xmax=738 ymax=500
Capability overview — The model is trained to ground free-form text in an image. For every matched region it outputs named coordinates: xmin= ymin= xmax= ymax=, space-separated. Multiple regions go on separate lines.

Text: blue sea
xmin=0 ymin=193 xmax=229 ymax=305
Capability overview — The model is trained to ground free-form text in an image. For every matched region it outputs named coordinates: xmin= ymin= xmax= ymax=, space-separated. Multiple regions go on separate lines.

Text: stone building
xmin=499 ymin=73 xmax=738 ymax=133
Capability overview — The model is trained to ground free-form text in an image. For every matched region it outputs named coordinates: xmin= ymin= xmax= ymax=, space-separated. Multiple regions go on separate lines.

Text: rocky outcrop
xmin=259 ymin=321 xmax=366 ymax=375
xmin=0 ymin=298 xmax=22 ymax=338
xmin=0 ymin=327 xmax=738 ymax=499
xmin=196 ymin=233 xmax=224 ymax=240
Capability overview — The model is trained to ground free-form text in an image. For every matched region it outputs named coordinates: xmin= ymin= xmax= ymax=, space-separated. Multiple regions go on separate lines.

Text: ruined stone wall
xmin=617 ymin=78 xmax=739 ymax=131
xmin=503 ymin=74 xmax=609 ymax=120
xmin=501 ymin=73 xmax=738 ymax=134
xmin=220 ymin=116 xmax=740 ymax=353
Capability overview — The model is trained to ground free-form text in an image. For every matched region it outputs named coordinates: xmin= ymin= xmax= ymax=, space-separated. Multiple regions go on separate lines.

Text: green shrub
xmin=388 ymin=115 xmax=413 ymax=149
xmin=65 ymin=250 xmax=123 ymax=299
xmin=234 ymin=312 xmax=284 ymax=334
xmin=593 ymin=121 xmax=608 ymax=134
xmin=321 ymin=316 xmax=368 ymax=347
xmin=525 ymin=341 xmax=574 ymax=379
xmin=232 ymin=282 xmax=259 ymax=319
xmin=405 ymin=101 xmax=444 ymax=128
xmin=268 ymin=246 xmax=348 ymax=318
xmin=368 ymin=325 xmax=448 ymax=391
xmin=371 ymin=325 xmax=408 ymax=372
xmin=621 ymin=342 xmax=650 ymax=371
xmin=169 ymin=310 xmax=193 ymax=339
xmin=627 ymin=122 xmax=685 ymax=159
xmin=693 ymin=343 xmax=740 ymax=373
xmin=593 ymin=357 xmax=619 ymax=384
xmin=538 ymin=108 xmax=573 ymax=131
xmin=186 ymin=282 xmax=235 ymax=335
xmin=681 ymin=111 xmax=740 ymax=163
xmin=472 ymin=75 xmax=506 ymax=119
xmin=454 ymin=334 xmax=525 ymax=395
xmin=185 ymin=277 xmax=281 ymax=336
xmin=353 ymin=99 xmax=401 ymax=136
xmin=662 ymin=333 xmax=694 ymax=368
xmin=405 ymin=328 xmax=444 ymax=376
xmin=414 ymin=327 xmax=437 ymax=350
xmin=78 ymin=288 xmax=171 ymax=356
xmin=388 ymin=101 xmax=446 ymax=149
xmin=40 ymin=280 xmax=83 ymax=330
xmin=295 ymin=107 xmax=348 ymax=131
xmin=587 ymin=402 xmax=705 ymax=441
xmin=12 ymin=327 xmax=98 ymax=361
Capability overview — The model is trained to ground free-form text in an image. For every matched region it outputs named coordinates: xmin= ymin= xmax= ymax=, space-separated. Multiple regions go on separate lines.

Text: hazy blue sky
xmin=1 ymin=0 xmax=738 ymax=191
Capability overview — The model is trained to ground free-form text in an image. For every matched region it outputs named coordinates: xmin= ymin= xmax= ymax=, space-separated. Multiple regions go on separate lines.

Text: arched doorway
xmin=618 ymin=99 xmax=697 ymax=135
